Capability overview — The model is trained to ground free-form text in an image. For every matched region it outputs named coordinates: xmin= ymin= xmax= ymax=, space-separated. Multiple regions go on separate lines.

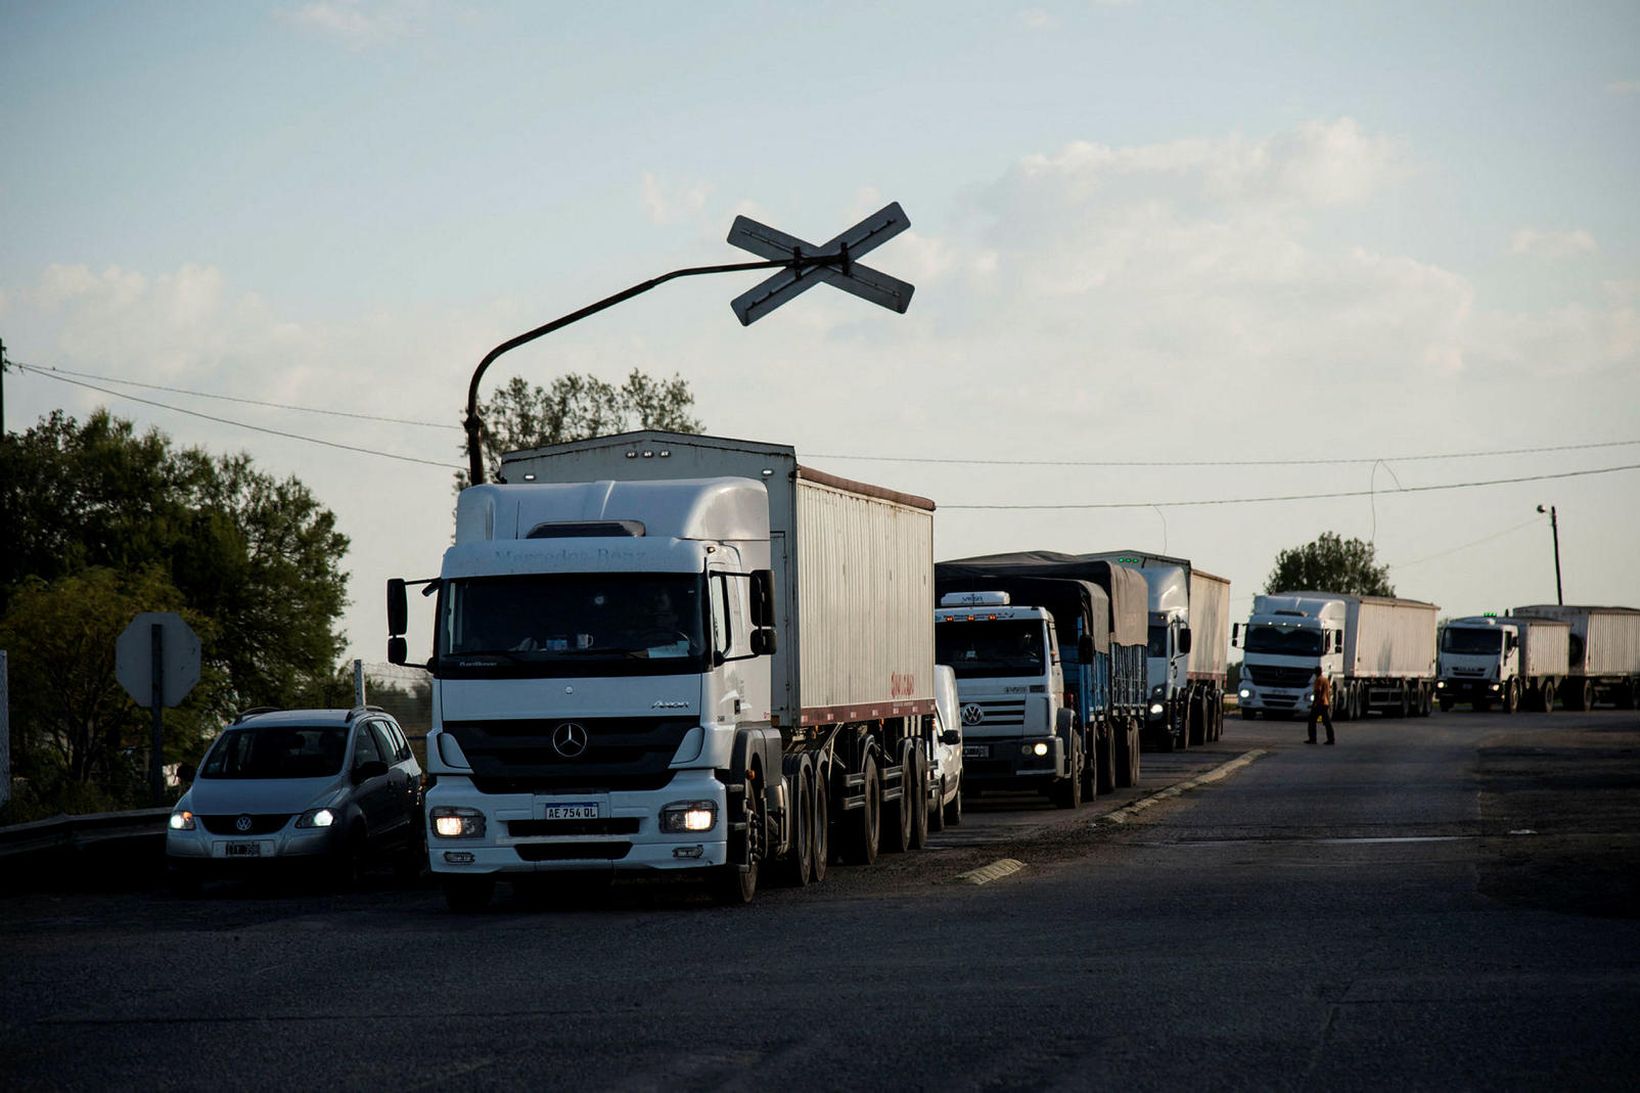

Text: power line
xmin=940 ymin=462 xmax=1640 ymax=510
xmin=14 ymin=360 xmax=458 ymax=430
xmin=1389 ymin=516 xmax=1543 ymax=570
xmin=15 ymin=365 xmax=463 ymax=470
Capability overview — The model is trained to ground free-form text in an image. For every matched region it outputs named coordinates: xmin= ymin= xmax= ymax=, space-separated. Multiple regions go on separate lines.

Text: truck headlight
xmin=168 ymin=810 xmax=195 ymax=831
xmin=1436 ymin=680 xmax=1446 ymax=689
xmin=295 ymin=807 xmax=336 ymax=829
xmin=1238 ymin=688 xmax=1251 ymax=699
xmin=1021 ymin=741 xmax=1050 ymax=758
xmin=430 ymin=806 xmax=486 ymax=839
xmin=660 ymin=801 xmax=717 ymax=833
xmin=1149 ymin=703 xmax=1164 ymax=715
xmin=1490 ymin=683 xmax=1501 ymax=692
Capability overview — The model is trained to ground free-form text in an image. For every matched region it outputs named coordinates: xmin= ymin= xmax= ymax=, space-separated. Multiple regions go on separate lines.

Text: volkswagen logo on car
xmin=961 ymin=704 xmax=984 ymax=726
xmin=551 ymin=722 xmax=590 ymax=758
xmin=234 ymin=814 xmax=253 ymax=833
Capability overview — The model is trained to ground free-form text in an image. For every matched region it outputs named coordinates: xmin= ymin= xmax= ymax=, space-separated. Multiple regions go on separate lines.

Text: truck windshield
xmin=1147 ymin=624 xmax=1168 ymax=658
xmin=1244 ymin=625 xmax=1324 ymax=657
xmin=200 ymin=727 xmax=348 ymax=780
xmin=437 ymin=573 xmax=707 ymax=678
xmin=936 ymin=620 xmax=1047 ymax=678
xmin=1442 ymin=628 xmax=1502 ymax=655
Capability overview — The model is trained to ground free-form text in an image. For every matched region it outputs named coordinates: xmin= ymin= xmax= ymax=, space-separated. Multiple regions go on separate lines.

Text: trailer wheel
xmin=881 ymin=742 xmax=915 ymax=854
xmin=1541 ymin=682 xmax=1556 ymax=713
xmin=908 ymin=748 xmax=931 ymax=850
xmin=944 ymin=778 xmax=964 ymax=826
xmin=840 ymin=752 xmax=881 ymax=866
xmin=774 ymin=763 xmax=812 ymax=888
xmin=441 ymin=876 xmax=495 ymax=914
xmin=1095 ymin=728 xmax=1116 ymax=795
xmin=928 ymin=776 xmax=946 ymax=834
xmin=1052 ymin=735 xmax=1083 ymax=810
xmin=1397 ymin=685 xmax=1411 ymax=718
xmin=811 ymin=762 xmax=830 ymax=883
xmin=1187 ymin=694 xmax=1205 ymax=747
xmin=1115 ymin=718 xmax=1141 ymax=788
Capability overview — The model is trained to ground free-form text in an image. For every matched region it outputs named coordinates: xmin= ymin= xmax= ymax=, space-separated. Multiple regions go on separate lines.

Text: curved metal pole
xmin=463 ymin=255 xmax=835 ymax=484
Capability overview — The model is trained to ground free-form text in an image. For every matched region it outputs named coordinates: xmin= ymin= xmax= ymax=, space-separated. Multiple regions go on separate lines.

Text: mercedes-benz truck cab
xmin=1234 ymin=596 xmax=1345 ymax=718
xmin=934 ymin=592 xmax=1071 ymax=795
xmin=1437 ymin=616 xmax=1520 ymax=710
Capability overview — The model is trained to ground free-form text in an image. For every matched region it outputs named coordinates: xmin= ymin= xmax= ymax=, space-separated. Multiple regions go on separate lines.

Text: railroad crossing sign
xmin=726 ymin=202 xmax=915 ymax=326
xmin=116 ymin=612 xmax=200 ymax=709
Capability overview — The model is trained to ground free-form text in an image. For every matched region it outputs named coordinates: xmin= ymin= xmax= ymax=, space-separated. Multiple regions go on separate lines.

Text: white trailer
xmin=1511 ymin=605 xmax=1640 ymax=710
xmin=1235 ymin=592 xmax=1438 ymax=720
xmin=1437 ymin=615 xmax=1569 ymax=713
xmin=391 ymin=431 xmax=937 ymax=909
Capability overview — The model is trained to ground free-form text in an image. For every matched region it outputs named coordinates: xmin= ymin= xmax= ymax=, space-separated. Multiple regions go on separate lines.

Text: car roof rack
xmin=232 ymin=706 xmax=281 ymax=724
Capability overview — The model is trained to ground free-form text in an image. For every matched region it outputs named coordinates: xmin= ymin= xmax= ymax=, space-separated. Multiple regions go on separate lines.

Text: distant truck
xmin=1511 ymin=605 xmax=1640 ymax=710
xmin=1085 ymin=551 xmax=1230 ymax=751
xmin=934 ymin=553 xmax=1149 ymax=802
xmin=389 ymin=431 xmax=939 ymax=909
xmin=1234 ymin=592 xmax=1438 ymax=720
xmin=1437 ymin=614 xmax=1570 ymax=713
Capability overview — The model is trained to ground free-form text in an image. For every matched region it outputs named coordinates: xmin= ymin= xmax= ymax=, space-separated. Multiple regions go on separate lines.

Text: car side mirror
xmin=352 ymin=760 xmax=389 ymax=784
xmin=750 ymin=626 xmax=778 ymax=656
xmin=941 ymin=729 xmax=961 ymax=746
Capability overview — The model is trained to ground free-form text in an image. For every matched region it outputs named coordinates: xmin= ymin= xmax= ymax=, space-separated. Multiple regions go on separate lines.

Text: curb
xmin=1095 ymin=749 xmax=1270 ymax=826
xmin=955 ymin=858 xmax=1027 ymax=886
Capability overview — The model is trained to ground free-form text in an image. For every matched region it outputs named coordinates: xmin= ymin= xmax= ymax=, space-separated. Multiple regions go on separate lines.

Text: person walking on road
xmin=1307 ymin=667 xmax=1336 ymax=745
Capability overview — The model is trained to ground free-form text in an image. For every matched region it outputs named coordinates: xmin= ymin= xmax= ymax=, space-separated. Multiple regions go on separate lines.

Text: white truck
xmin=1511 ymin=605 xmax=1640 ymax=710
xmin=1234 ymin=592 xmax=1438 ymax=720
xmin=1086 ymin=551 xmax=1230 ymax=752
xmin=1437 ymin=614 xmax=1570 ymax=713
xmin=388 ymin=431 xmax=939 ymax=909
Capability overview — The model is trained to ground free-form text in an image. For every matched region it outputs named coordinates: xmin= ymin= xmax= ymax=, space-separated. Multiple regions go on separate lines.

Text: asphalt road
xmin=3 ymin=709 xmax=1637 ymax=1090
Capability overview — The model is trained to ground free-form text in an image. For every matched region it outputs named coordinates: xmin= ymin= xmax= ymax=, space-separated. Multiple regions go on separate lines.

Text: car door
xmin=349 ymin=722 xmax=396 ymax=850
xmin=377 ymin=720 xmax=421 ymax=840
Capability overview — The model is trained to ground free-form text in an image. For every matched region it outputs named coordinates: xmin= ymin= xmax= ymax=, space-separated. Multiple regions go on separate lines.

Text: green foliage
xmin=460 ymin=369 xmax=703 ymax=486
xmin=1264 ymin=531 xmax=1395 ymax=597
xmin=0 ymin=411 xmax=351 ymax=815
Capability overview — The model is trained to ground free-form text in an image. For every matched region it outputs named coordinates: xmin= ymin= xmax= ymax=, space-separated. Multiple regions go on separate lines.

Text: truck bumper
xmin=426 ymin=770 xmax=730 ymax=876
xmin=1237 ymin=687 xmax=1311 ymax=715
xmin=958 ymin=737 xmax=1065 ymax=789
xmin=1436 ymin=679 xmax=1504 ymax=700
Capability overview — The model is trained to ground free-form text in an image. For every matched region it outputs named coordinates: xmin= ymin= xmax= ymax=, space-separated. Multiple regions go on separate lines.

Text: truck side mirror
xmin=1178 ymin=627 xmax=1193 ymax=655
xmin=941 ymin=729 xmax=961 ymax=746
xmin=750 ymin=626 xmax=778 ymax=656
xmin=387 ymin=578 xmax=408 ymax=636
xmin=1077 ymin=635 xmax=1094 ymax=661
xmin=750 ymin=570 xmax=775 ymax=628
xmin=1231 ymin=623 xmax=1240 ymax=648
xmin=388 ymin=636 xmax=408 ymax=665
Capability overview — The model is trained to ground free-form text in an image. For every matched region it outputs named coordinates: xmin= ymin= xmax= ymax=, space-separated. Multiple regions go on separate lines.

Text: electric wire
xmin=1389 ymin=516 xmax=1544 ymax=570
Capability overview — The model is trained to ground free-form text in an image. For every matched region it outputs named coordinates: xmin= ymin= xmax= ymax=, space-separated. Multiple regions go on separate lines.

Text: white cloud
xmin=1607 ymin=79 xmax=1640 ymax=95
xmin=641 ymin=172 xmax=713 ymax=225
xmin=1509 ymin=227 xmax=1598 ymax=258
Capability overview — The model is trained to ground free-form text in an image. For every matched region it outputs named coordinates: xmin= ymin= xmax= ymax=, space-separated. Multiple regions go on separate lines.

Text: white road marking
xmin=955 ymin=858 xmax=1026 ymax=885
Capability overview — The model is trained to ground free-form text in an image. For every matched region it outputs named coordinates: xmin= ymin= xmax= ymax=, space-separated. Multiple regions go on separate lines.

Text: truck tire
xmin=1052 ymin=735 xmax=1083 ymax=809
xmin=928 ymin=776 xmax=946 ymax=834
xmin=944 ymin=778 xmax=964 ymax=826
xmin=1241 ymin=707 xmax=1258 ymax=721
xmin=1115 ymin=718 xmax=1140 ymax=789
xmin=1095 ymin=728 xmax=1116 ymax=795
xmin=1503 ymin=682 xmax=1518 ymax=714
xmin=1439 ymin=696 xmax=1454 ymax=713
xmin=908 ymin=749 xmax=931 ymax=850
xmin=811 ymin=762 xmax=830 ymax=883
xmin=711 ymin=773 xmax=763 ymax=905
xmin=881 ymin=743 xmax=915 ymax=854
xmin=1188 ymin=694 xmax=1206 ymax=747
xmin=1397 ymin=685 xmax=1410 ymax=718
xmin=774 ymin=764 xmax=812 ymax=888
xmin=441 ymin=876 xmax=495 ymax=913
xmin=1541 ymin=682 xmax=1556 ymax=713
xmin=840 ymin=753 xmax=881 ymax=866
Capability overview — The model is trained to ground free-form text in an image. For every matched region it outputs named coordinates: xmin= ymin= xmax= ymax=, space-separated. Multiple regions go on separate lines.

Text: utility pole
xmin=1 ymin=336 xmax=8 ymax=436
xmin=1537 ymin=504 xmax=1563 ymax=605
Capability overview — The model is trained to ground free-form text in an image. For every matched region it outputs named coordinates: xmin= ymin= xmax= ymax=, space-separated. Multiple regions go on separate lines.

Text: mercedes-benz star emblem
xmin=961 ymin=704 xmax=984 ymax=726
xmin=551 ymin=722 xmax=590 ymax=758
xmin=234 ymin=814 xmax=253 ymax=833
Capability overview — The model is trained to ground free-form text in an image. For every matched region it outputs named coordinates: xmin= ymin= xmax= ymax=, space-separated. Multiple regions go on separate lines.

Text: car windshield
xmin=200 ymin=726 xmax=348 ymax=779
xmin=1442 ymin=628 xmax=1503 ymax=655
xmin=438 ymin=573 xmax=707 ymax=677
xmin=936 ymin=619 xmax=1047 ymax=678
xmin=1244 ymin=624 xmax=1324 ymax=657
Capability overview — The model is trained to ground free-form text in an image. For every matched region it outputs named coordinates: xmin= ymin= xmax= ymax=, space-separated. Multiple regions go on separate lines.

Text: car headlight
xmin=430 ymin=806 xmax=486 ymax=838
xmin=168 ymin=810 xmax=195 ymax=831
xmin=660 ymin=800 xmax=717 ymax=833
xmin=295 ymin=807 xmax=337 ymax=829
xmin=1149 ymin=702 xmax=1164 ymax=715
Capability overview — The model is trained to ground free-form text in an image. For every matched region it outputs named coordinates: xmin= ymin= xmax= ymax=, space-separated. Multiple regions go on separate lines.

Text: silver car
xmin=165 ymin=707 xmax=423 ymax=893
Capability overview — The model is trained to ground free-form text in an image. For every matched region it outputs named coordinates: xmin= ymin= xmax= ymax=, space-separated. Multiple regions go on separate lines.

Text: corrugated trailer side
xmin=1187 ymin=570 xmax=1230 ymax=682
xmin=1348 ymin=596 xmax=1439 ymax=679
xmin=792 ymin=469 xmax=935 ymax=725
xmin=1520 ymin=618 xmax=1570 ymax=681
xmin=1584 ymin=609 xmax=1640 ymax=676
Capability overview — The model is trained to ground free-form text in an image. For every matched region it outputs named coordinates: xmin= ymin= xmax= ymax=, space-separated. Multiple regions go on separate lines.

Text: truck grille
xmin=507 ymin=818 xmax=642 ymax=838
xmin=967 ymin=700 xmax=1026 ymax=727
xmin=445 ymin=717 xmax=695 ymax=794
xmin=515 ymin=842 xmax=632 ymax=861
xmin=1246 ymin=665 xmax=1313 ymax=688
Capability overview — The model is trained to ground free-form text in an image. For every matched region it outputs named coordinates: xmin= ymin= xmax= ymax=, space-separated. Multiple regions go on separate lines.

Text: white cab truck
xmin=388 ymin=431 xmax=937 ymax=909
xmin=1086 ymin=551 xmax=1230 ymax=752
xmin=929 ymin=665 xmax=963 ymax=831
xmin=1511 ymin=605 xmax=1640 ymax=710
xmin=1234 ymin=592 xmax=1438 ymax=720
xmin=1437 ymin=615 xmax=1570 ymax=713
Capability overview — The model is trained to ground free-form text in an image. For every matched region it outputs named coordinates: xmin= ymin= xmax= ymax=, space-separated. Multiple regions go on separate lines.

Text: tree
xmin=459 ymin=369 xmax=703 ymax=486
xmin=1264 ymin=532 xmax=1395 ymax=597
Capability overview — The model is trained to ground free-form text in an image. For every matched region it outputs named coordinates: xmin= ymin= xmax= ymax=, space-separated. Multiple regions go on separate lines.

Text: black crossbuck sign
xmin=726 ymin=202 xmax=916 ymax=326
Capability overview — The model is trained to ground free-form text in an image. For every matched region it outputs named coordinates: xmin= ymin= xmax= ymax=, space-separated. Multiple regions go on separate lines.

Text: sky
xmin=3 ymin=0 xmax=1638 ymax=664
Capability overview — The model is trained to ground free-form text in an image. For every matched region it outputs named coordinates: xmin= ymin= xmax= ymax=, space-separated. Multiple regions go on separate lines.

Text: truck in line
xmin=933 ymin=552 xmax=1149 ymax=803
xmin=1436 ymin=614 xmax=1570 ymax=713
xmin=1234 ymin=592 xmax=1438 ymax=720
xmin=1511 ymin=605 xmax=1640 ymax=710
xmin=1085 ymin=551 xmax=1230 ymax=751
xmin=388 ymin=431 xmax=939 ymax=909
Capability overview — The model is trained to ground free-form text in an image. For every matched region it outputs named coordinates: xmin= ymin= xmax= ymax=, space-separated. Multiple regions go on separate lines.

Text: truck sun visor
xmin=525 ymin=520 xmax=647 ymax=539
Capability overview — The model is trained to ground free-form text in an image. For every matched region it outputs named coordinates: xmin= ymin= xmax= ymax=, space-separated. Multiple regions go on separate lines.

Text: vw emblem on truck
xmin=234 ymin=815 xmax=253 ymax=833
xmin=961 ymin=704 xmax=984 ymax=726
xmin=551 ymin=722 xmax=589 ymax=758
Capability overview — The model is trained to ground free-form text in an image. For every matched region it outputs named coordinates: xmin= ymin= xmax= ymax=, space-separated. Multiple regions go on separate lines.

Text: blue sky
xmin=4 ymin=1 xmax=1638 ymax=659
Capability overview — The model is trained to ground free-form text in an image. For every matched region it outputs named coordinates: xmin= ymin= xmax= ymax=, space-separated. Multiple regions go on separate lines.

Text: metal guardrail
xmin=0 ymin=807 xmax=169 ymax=860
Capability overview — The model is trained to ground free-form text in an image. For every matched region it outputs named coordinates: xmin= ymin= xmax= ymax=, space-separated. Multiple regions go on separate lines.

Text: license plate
xmin=964 ymin=744 xmax=990 ymax=759
xmin=543 ymin=802 xmax=601 ymax=821
xmin=225 ymin=842 xmax=262 ymax=857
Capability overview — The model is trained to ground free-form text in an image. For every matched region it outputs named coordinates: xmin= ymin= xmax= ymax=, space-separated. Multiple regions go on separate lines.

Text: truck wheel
xmin=1541 ymin=682 xmax=1556 ymax=713
xmin=1187 ymin=694 xmax=1205 ymax=747
xmin=711 ymin=774 xmax=763 ymax=905
xmin=928 ymin=776 xmax=946 ymax=834
xmin=1439 ymin=697 xmax=1454 ymax=713
xmin=811 ymin=763 xmax=830 ymax=883
xmin=908 ymin=749 xmax=931 ymax=850
xmin=1567 ymin=681 xmax=1591 ymax=711
xmin=1115 ymin=720 xmax=1139 ymax=789
xmin=1213 ymin=696 xmax=1225 ymax=740
xmin=944 ymin=778 xmax=964 ymax=826
xmin=1398 ymin=686 xmax=1411 ymax=718
xmin=1241 ymin=707 xmax=1258 ymax=721
xmin=774 ymin=766 xmax=812 ymax=887
xmin=1503 ymin=682 xmax=1518 ymax=714
xmin=1052 ymin=736 xmax=1083 ymax=809
xmin=881 ymin=744 xmax=915 ymax=854
xmin=441 ymin=876 xmax=495 ymax=913
xmin=1095 ymin=729 xmax=1116 ymax=795
xmin=840 ymin=753 xmax=881 ymax=865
